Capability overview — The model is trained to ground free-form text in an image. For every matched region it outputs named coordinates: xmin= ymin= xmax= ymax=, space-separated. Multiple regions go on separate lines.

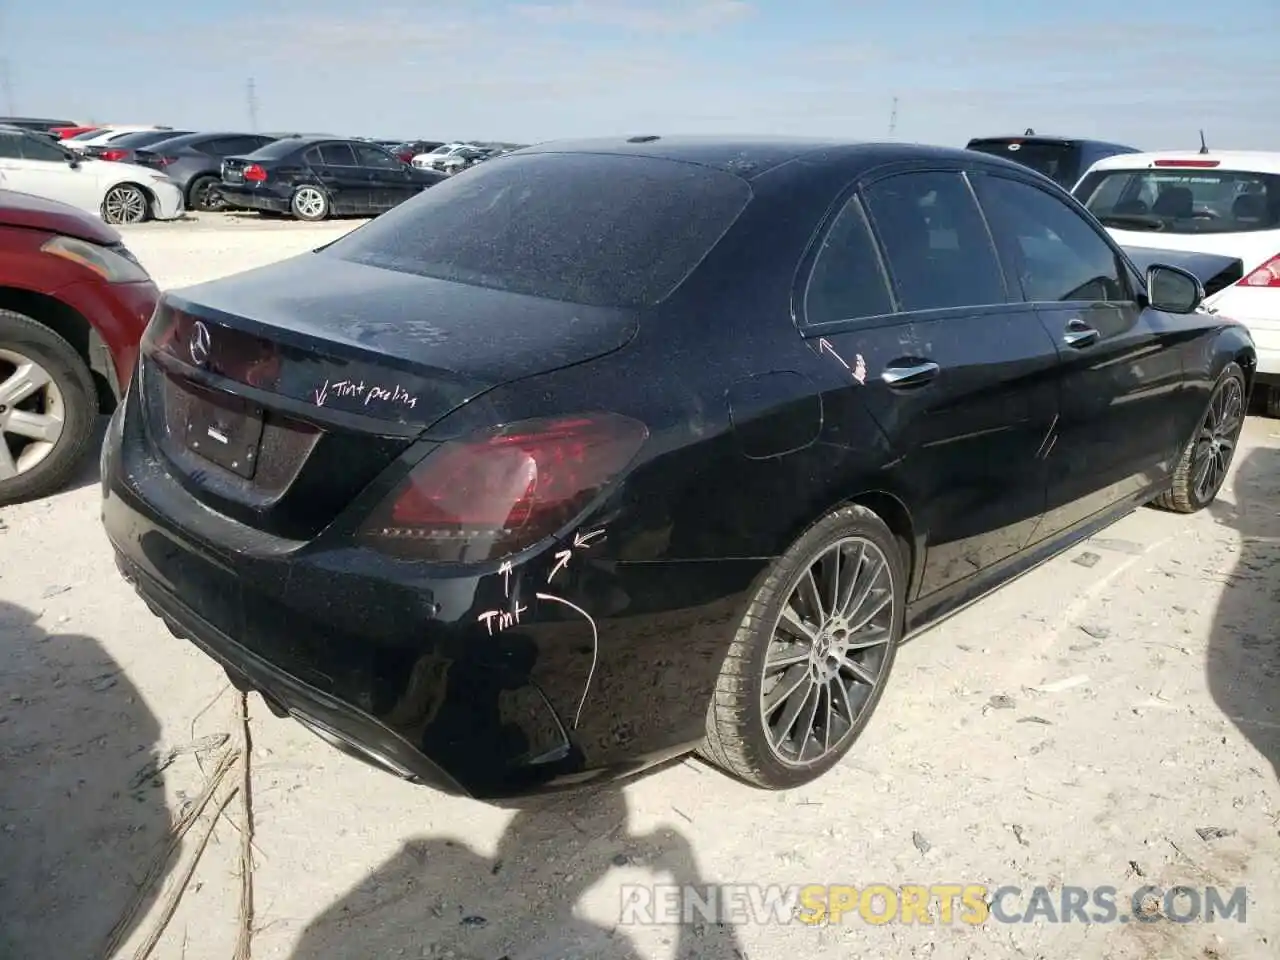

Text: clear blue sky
xmin=2 ymin=0 xmax=1277 ymax=150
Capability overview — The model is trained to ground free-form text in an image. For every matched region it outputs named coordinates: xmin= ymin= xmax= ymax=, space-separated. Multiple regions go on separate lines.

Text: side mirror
xmin=1145 ymin=264 xmax=1203 ymax=314
xmin=65 ymin=152 xmax=81 ymax=169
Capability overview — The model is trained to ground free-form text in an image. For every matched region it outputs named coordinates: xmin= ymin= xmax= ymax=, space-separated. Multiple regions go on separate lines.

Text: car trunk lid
xmin=137 ymin=253 xmax=638 ymax=540
xmin=1121 ymin=244 xmax=1245 ymax=298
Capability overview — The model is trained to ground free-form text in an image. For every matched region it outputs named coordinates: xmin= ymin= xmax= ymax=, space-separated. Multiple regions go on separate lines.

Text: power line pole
xmin=888 ymin=96 xmax=898 ymax=137
xmin=246 ymin=77 xmax=259 ymax=132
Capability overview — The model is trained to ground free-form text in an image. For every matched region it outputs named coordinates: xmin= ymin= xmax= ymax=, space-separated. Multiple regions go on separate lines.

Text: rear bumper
xmin=100 ymin=379 xmax=760 ymax=798
xmin=218 ymin=183 xmax=290 ymax=213
xmin=150 ymin=180 xmax=184 ymax=221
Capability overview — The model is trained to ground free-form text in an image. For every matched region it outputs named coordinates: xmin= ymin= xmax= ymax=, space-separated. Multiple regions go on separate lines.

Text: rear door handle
xmin=1063 ymin=318 xmax=1100 ymax=348
xmin=881 ymin=360 xmax=940 ymax=388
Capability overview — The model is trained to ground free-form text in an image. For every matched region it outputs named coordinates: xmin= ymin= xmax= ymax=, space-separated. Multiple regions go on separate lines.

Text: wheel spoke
xmin=765 ymin=647 xmax=811 ymax=671
xmin=848 ymin=592 xmax=891 ymax=634
xmin=798 ymin=568 xmax=826 ymax=623
xmin=839 ymin=654 xmax=878 ymax=686
xmin=778 ymin=603 xmax=817 ymax=642
xmin=772 ymin=679 xmax=815 ymax=747
xmin=763 ymin=663 xmax=808 ymax=716
xmin=827 ymin=545 xmax=841 ymax=615
xmin=4 ymin=409 xmax=61 ymax=443
xmin=0 ymin=437 xmax=17 ymax=479
xmin=845 ymin=626 xmax=891 ymax=650
xmin=834 ymin=542 xmax=864 ymax=617
xmin=0 ymin=361 xmax=50 ymax=406
xmin=842 ymin=553 xmax=883 ymax=620
xmin=793 ymin=686 xmax=822 ymax=761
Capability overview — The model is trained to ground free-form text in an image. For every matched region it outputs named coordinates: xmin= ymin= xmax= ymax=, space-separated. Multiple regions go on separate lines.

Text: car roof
xmin=969 ymin=134 xmax=1137 ymax=151
xmin=513 ymin=135 xmax=990 ymax=181
xmin=1085 ymin=150 xmax=1280 ymax=174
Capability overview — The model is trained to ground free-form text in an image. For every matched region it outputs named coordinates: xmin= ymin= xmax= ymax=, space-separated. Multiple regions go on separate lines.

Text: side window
xmin=804 ymin=196 xmax=895 ymax=325
xmin=303 ymin=147 xmax=322 ymax=166
xmin=974 ymin=174 xmax=1128 ymax=303
xmin=0 ymin=134 xmax=22 ymax=160
xmin=863 ymin=171 xmax=1007 ymax=311
xmin=18 ymin=136 xmax=66 ymax=162
xmin=210 ymin=136 xmax=260 ymax=156
xmin=319 ymin=143 xmax=357 ymax=166
xmin=354 ymin=144 xmax=401 ymax=170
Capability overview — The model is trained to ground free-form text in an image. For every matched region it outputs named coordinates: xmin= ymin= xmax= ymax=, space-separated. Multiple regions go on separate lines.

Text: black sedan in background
xmin=101 ymin=137 xmax=1254 ymax=800
xmin=80 ymin=128 xmax=195 ymax=163
xmin=219 ymin=136 xmax=446 ymax=220
xmin=131 ymin=132 xmax=279 ymax=211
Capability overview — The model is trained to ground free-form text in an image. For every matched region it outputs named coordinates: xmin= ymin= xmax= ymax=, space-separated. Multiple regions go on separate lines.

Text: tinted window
xmin=1075 ymin=166 xmax=1280 ymax=235
xmin=206 ymin=136 xmax=264 ymax=156
xmin=108 ymin=129 xmax=190 ymax=148
xmin=354 ymin=144 xmax=401 ymax=169
xmin=975 ymin=175 xmax=1128 ymax=302
xmin=319 ymin=143 xmax=357 ymax=166
xmin=325 ymin=153 xmax=752 ymax=308
xmin=19 ymin=135 xmax=67 ymax=162
xmin=0 ymin=133 xmax=22 ymax=160
xmin=967 ymin=139 xmax=1081 ymax=187
xmin=245 ymin=138 xmax=307 ymax=161
xmin=805 ymin=196 xmax=895 ymax=324
xmin=863 ymin=171 xmax=1006 ymax=311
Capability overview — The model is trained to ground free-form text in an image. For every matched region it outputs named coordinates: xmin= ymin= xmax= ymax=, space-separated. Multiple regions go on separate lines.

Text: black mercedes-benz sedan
xmin=101 ymin=136 xmax=1255 ymax=800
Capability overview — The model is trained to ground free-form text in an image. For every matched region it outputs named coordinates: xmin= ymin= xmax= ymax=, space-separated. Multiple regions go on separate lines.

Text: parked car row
xmin=0 ymin=118 xmax=516 ymax=223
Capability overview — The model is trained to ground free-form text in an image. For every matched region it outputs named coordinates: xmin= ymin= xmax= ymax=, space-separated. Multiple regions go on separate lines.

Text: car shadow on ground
xmin=59 ymin=414 xmax=108 ymax=497
xmin=286 ymin=784 xmax=745 ymax=960
xmin=0 ymin=599 xmax=172 ymax=958
xmin=1208 ymin=442 xmax=1280 ymax=782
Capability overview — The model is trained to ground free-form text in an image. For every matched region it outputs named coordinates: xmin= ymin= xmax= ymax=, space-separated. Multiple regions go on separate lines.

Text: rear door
xmin=312 ymin=142 xmax=367 ymax=213
xmin=971 ymin=170 xmax=1187 ymax=539
xmin=803 ymin=167 xmax=1060 ymax=602
xmin=352 ymin=142 xmax=414 ymax=211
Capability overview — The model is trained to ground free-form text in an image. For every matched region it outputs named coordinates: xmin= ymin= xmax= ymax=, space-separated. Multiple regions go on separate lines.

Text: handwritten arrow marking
xmin=313 ymin=380 xmax=329 ymax=407
xmin=536 ymin=592 xmax=599 ymax=729
xmin=547 ymin=549 xmax=572 ymax=583
xmin=574 ymin=528 xmax=606 ymax=549
xmin=818 ymin=338 xmax=850 ymax=371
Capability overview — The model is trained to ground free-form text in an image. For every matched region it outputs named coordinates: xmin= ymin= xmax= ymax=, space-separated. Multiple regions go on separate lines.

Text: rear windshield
xmin=967 ymin=139 xmax=1081 ymax=187
xmin=324 ymin=152 xmax=753 ymax=308
xmin=1075 ymin=167 xmax=1280 ymax=234
xmin=106 ymin=129 xmax=188 ymax=148
xmin=243 ymin=138 xmax=308 ymax=160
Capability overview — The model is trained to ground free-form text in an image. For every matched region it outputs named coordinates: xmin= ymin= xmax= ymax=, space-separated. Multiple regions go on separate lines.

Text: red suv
xmin=0 ymin=189 xmax=159 ymax=503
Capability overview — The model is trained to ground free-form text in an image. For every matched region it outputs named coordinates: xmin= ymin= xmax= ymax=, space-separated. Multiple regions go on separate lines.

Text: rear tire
xmin=1153 ymin=362 xmax=1246 ymax=514
xmin=0 ymin=309 xmax=98 ymax=505
xmin=291 ymin=186 xmax=330 ymax=222
xmin=699 ymin=504 xmax=905 ymax=789
xmin=187 ymin=175 xmax=224 ymax=212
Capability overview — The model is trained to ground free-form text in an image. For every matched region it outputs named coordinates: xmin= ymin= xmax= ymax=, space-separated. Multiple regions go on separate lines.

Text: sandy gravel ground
xmin=1 ymin=212 xmax=1278 ymax=960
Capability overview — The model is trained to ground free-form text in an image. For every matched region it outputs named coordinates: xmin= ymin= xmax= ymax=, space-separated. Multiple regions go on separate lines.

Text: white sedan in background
xmin=0 ymin=126 xmax=183 ymax=224
xmin=411 ymin=142 xmax=476 ymax=171
xmin=61 ymin=124 xmax=172 ymax=152
xmin=1074 ymin=150 xmax=1280 ymax=416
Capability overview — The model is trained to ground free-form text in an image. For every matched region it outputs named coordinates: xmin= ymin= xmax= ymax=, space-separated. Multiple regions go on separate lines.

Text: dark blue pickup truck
xmin=966 ymin=132 xmax=1140 ymax=190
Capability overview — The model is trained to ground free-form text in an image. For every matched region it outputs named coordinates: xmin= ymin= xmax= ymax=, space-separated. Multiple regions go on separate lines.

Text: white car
xmin=1074 ymin=150 xmax=1280 ymax=415
xmin=62 ymin=125 xmax=172 ymax=152
xmin=0 ymin=127 xmax=183 ymax=224
xmin=411 ymin=142 xmax=475 ymax=171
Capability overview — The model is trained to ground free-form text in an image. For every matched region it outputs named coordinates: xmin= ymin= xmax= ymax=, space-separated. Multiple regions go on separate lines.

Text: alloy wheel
xmin=294 ymin=188 xmax=326 ymax=219
xmin=195 ymin=181 xmax=225 ymax=212
xmin=102 ymin=185 xmax=148 ymax=224
xmin=0 ymin=349 xmax=66 ymax=481
xmin=759 ymin=536 xmax=895 ymax=767
xmin=1191 ymin=375 xmax=1244 ymax=502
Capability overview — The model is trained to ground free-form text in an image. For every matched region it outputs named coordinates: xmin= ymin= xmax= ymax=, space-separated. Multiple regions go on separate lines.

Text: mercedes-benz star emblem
xmin=189 ymin=320 xmax=212 ymax=367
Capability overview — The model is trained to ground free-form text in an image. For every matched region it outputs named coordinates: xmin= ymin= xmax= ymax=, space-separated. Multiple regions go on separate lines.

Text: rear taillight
xmin=358 ymin=414 xmax=648 ymax=563
xmin=243 ymin=164 xmax=267 ymax=182
xmin=1238 ymin=255 xmax=1280 ymax=288
xmin=396 ymin=151 xmax=413 ymax=162
xmin=100 ymin=149 xmax=128 ymax=162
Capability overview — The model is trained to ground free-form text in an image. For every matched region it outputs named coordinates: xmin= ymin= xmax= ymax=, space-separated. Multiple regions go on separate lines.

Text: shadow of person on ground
xmin=1208 ymin=441 xmax=1280 ymax=781
xmin=0 ymin=599 xmax=172 ymax=958
xmin=287 ymin=785 xmax=746 ymax=960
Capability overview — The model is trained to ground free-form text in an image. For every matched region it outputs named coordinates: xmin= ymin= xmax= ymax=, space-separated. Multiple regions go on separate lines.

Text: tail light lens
xmin=358 ymin=413 xmax=648 ymax=563
xmin=1238 ymin=254 xmax=1280 ymax=288
xmin=243 ymin=164 xmax=267 ymax=182
xmin=100 ymin=149 xmax=128 ymax=162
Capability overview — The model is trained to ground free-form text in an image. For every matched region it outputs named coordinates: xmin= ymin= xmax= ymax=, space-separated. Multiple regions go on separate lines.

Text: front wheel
xmin=291 ymin=186 xmax=329 ymax=222
xmin=700 ymin=504 xmax=905 ymax=789
xmin=188 ymin=175 xmax=225 ymax=212
xmin=1153 ymin=362 xmax=1247 ymax=513
xmin=101 ymin=184 xmax=150 ymax=224
xmin=0 ymin=309 xmax=98 ymax=504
